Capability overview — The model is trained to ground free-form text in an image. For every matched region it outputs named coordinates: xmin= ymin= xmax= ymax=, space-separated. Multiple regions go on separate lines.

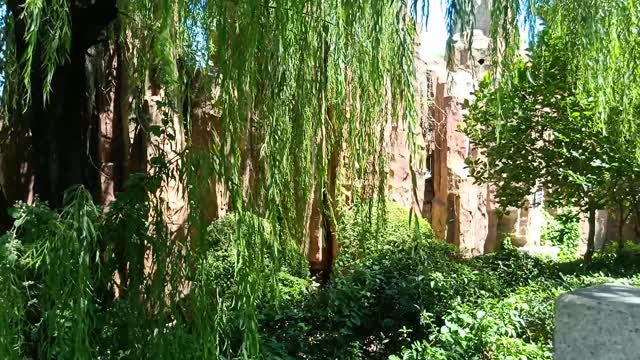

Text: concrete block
xmin=554 ymin=284 xmax=640 ymax=360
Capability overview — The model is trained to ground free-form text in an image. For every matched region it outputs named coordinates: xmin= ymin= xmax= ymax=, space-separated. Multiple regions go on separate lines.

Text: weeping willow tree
xmin=0 ymin=0 xmax=418 ymax=358
xmin=444 ymin=0 xmax=640 ymax=140
xmin=2 ymin=0 xmax=640 ymax=358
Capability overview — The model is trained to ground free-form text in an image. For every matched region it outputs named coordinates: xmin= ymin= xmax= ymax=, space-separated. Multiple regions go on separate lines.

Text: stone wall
xmin=388 ymin=0 xmax=547 ymax=255
xmin=385 ymin=56 xmax=440 ymax=217
xmin=605 ymin=212 xmax=640 ymax=243
xmin=387 ymin=0 xmax=639 ymax=256
xmin=577 ymin=210 xmax=609 ymax=254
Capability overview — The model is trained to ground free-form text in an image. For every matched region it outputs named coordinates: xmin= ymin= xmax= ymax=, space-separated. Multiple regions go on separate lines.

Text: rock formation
xmin=390 ymin=0 xmax=639 ymax=256
xmin=424 ymin=1 xmax=504 ymax=255
xmin=554 ymin=284 xmax=640 ymax=359
xmin=386 ymin=0 xmax=546 ymax=255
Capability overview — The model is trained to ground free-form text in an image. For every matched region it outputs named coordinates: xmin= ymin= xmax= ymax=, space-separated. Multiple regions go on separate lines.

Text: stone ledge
xmin=554 ymin=284 xmax=640 ymax=360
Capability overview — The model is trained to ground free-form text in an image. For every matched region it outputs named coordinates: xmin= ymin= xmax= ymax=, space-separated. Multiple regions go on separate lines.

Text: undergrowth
xmin=257 ymin=205 xmax=640 ymax=360
xmin=2 ymin=197 xmax=639 ymax=359
xmin=541 ymin=209 xmax=581 ymax=260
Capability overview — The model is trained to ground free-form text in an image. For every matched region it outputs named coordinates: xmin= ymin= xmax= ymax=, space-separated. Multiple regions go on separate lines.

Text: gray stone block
xmin=554 ymin=284 xmax=640 ymax=360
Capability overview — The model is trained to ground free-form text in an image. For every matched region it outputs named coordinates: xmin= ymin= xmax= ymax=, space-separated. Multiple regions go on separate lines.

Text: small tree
xmin=607 ymin=151 xmax=640 ymax=253
xmin=463 ymin=29 xmax=633 ymax=260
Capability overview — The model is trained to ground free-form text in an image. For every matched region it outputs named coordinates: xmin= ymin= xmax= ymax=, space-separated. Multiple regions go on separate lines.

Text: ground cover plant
xmin=3 ymin=195 xmax=640 ymax=359
xmin=255 ymin=205 xmax=640 ymax=359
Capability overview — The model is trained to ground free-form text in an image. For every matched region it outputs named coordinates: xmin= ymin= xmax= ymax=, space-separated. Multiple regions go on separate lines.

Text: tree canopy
xmin=2 ymin=0 xmax=640 ymax=358
xmin=464 ymin=13 xmax=640 ymax=260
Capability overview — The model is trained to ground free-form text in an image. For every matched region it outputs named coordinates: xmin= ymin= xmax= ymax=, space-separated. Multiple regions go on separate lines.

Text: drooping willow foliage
xmin=1 ymin=0 xmax=419 ymax=358
xmin=442 ymin=0 xmax=640 ymax=150
xmin=458 ymin=0 xmax=640 ymax=209
xmin=2 ymin=0 xmax=640 ymax=358
xmin=479 ymin=0 xmax=640 ymax=145
xmin=540 ymin=1 xmax=640 ymax=136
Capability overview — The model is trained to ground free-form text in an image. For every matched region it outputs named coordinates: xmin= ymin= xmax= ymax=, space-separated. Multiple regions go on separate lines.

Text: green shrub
xmin=5 ymin=196 xmax=639 ymax=360
xmin=541 ymin=210 xmax=580 ymax=260
xmin=259 ymin=203 xmax=590 ymax=359
xmin=259 ymin=202 xmax=446 ymax=359
xmin=258 ymin=202 xmax=640 ymax=360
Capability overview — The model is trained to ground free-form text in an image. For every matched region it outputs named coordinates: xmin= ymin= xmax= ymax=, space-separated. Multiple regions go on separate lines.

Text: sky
xmin=417 ymin=0 xmax=448 ymax=60
xmin=416 ymin=1 xmax=536 ymax=60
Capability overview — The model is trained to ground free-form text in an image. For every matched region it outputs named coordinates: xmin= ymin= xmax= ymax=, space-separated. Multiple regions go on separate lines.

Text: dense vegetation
xmin=3 ymin=0 xmax=640 ymax=359
xmin=0 ymin=1 xmax=419 ymax=357
xmin=6 ymin=200 xmax=638 ymax=359
xmin=464 ymin=23 xmax=640 ymax=260
xmin=256 ymin=205 xmax=640 ymax=360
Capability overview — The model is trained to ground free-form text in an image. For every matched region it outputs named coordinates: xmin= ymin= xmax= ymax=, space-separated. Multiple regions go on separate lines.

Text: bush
xmin=541 ymin=210 xmax=580 ymax=260
xmin=257 ymin=202 xmax=640 ymax=360
xmin=260 ymin=202 xmax=449 ymax=359
xmin=391 ymin=247 xmax=640 ymax=360
xmin=4 ymin=196 xmax=638 ymax=359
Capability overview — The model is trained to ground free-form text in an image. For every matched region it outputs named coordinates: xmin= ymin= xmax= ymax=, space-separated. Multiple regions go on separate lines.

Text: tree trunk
xmin=95 ymin=21 xmax=130 ymax=206
xmin=7 ymin=0 xmax=118 ymax=208
xmin=635 ymin=207 xmax=640 ymax=239
xmin=0 ymin=110 xmax=34 ymax=209
xmin=584 ymin=206 xmax=596 ymax=263
xmin=617 ymin=204 xmax=626 ymax=255
xmin=0 ymin=186 xmax=12 ymax=231
xmin=307 ymin=106 xmax=340 ymax=283
xmin=306 ymin=25 xmax=341 ymax=282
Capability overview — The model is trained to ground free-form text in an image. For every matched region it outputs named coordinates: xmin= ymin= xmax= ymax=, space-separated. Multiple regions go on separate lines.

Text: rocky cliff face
xmin=384 ymin=57 xmax=434 ymax=216
xmin=426 ymin=64 xmax=501 ymax=256
xmin=385 ymin=0 xmax=545 ymax=255
xmin=386 ymin=0 xmax=637 ymax=256
xmin=384 ymin=50 xmax=501 ymax=255
xmin=427 ymin=15 xmax=503 ymax=255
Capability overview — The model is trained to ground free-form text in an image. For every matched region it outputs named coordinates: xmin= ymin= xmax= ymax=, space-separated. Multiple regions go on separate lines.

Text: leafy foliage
xmin=463 ymin=20 xmax=640 ymax=259
xmin=259 ymin=203 xmax=442 ymax=359
xmin=464 ymin=28 xmax=618 ymax=212
xmin=0 ymin=187 xmax=99 ymax=359
xmin=443 ymin=0 xmax=640 ymax=144
xmin=1 ymin=0 xmax=421 ymax=357
xmin=3 ymin=191 xmax=640 ymax=359
xmin=541 ymin=210 xmax=580 ymax=260
xmin=257 ymin=205 xmax=640 ymax=359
